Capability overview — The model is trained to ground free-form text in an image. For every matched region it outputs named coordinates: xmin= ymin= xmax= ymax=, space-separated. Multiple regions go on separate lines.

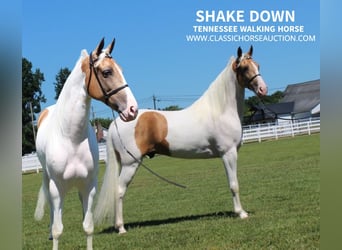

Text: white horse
xmin=34 ymin=38 xmax=138 ymax=250
xmin=94 ymin=46 xmax=267 ymax=234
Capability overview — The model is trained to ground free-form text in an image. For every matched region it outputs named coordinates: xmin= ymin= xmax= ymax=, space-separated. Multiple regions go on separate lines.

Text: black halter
xmin=87 ymin=53 xmax=128 ymax=105
xmin=247 ymin=73 xmax=261 ymax=85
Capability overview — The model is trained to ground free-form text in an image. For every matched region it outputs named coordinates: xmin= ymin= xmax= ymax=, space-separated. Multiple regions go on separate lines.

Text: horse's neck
xmin=54 ymin=59 xmax=91 ymax=141
xmin=235 ymin=82 xmax=245 ymax=122
xmin=221 ymin=66 xmax=245 ymax=121
xmin=189 ymin=61 xmax=245 ymax=122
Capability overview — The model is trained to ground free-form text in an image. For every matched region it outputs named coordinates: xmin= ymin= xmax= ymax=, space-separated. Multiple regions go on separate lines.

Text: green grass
xmin=23 ymin=134 xmax=320 ymax=249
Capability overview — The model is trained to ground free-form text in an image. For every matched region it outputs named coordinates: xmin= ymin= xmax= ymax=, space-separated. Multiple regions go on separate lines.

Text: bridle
xmin=247 ymin=73 xmax=261 ymax=87
xmin=236 ymin=55 xmax=261 ymax=90
xmin=87 ymin=53 xmax=128 ymax=105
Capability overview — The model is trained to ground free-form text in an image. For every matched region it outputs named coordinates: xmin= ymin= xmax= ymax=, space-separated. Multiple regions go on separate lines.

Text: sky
xmin=22 ymin=0 xmax=319 ymax=119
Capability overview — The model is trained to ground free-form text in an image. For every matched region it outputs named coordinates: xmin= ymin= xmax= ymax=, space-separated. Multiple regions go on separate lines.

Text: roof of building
xmin=280 ymin=79 xmax=320 ymax=114
xmin=249 ymin=102 xmax=294 ymax=122
xmin=264 ymin=102 xmax=295 ymax=115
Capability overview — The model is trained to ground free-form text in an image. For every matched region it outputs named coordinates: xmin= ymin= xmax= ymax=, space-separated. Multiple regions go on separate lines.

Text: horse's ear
xmin=94 ymin=38 xmax=105 ymax=56
xmin=248 ymin=45 xmax=253 ymax=57
xmin=233 ymin=47 xmax=242 ymax=72
xmin=237 ymin=47 xmax=242 ymax=59
xmin=107 ymin=38 xmax=115 ymax=54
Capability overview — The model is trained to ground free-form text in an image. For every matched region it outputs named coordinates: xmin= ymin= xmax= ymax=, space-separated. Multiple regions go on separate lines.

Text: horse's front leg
xmin=48 ymin=179 xmax=65 ymax=250
xmin=79 ymin=182 xmax=96 ymax=250
xmin=116 ymin=162 xmax=140 ymax=234
xmin=222 ymin=147 xmax=248 ymax=219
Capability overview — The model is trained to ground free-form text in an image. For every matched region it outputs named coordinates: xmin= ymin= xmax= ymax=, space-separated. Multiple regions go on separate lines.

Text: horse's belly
xmin=168 ymin=140 xmax=219 ymax=159
xmin=169 ymin=148 xmax=218 ymax=159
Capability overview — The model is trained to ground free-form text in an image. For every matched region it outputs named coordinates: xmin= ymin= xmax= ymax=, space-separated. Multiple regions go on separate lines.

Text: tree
xmin=162 ymin=105 xmax=182 ymax=111
xmin=22 ymin=58 xmax=46 ymax=155
xmin=90 ymin=117 xmax=113 ymax=129
xmin=244 ymin=90 xmax=284 ymax=116
xmin=54 ymin=67 xmax=71 ymax=100
xmin=261 ymin=90 xmax=284 ymax=104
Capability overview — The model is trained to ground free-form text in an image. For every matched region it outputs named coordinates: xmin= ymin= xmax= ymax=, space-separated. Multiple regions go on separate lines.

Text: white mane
xmin=189 ymin=56 xmax=240 ymax=118
xmin=55 ymin=50 xmax=89 ymax=113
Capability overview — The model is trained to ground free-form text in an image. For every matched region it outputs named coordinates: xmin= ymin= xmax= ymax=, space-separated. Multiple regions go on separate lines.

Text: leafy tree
xmin=22 ymin=58 xmax=46 ymax=155
xmin=90 ymin=117 xmax=113 ymax=129
xmin=244 ymin=90 xmax=284 ymax=116
xmin=261 ymin=90 xmax=284 ymax=104
xmin=54 ymin=67 xmax=71 ymax=100
xmin=162 ymin=105 xmax=182 ymax=111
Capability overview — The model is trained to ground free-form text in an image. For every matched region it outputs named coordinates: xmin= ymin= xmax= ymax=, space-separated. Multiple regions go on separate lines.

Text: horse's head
xmin=82 ymin=38 xmax=138 ymax=122
xmin=232 ymin=46 xmax=268 ymax=97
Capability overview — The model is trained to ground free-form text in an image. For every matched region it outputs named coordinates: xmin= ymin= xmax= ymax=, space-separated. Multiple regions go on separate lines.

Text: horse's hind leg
xmin=79 ymin=181 xmax=96 ymax=250
xmin=222 ymin=148 xmax=248 ymax=219
xmin=116 ymin=162 xmax=140 ymax=234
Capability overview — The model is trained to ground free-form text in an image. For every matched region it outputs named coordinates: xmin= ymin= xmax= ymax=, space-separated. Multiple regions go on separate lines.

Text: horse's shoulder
xmin=37 ymin=105 xmax=55 ymax=129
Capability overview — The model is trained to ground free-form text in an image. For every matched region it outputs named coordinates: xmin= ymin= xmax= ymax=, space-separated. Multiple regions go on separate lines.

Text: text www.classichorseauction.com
xmin=186 ymin=9 xmax=316 ymax=43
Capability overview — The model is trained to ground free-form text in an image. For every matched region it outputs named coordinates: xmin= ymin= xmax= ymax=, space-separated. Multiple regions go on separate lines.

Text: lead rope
xmin=110 ymin=110 xmax=187 ymax=189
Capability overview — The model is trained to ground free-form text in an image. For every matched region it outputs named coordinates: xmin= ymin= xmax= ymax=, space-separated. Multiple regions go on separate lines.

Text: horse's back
xmin=111 ymin=109 xmax=222 ymax=159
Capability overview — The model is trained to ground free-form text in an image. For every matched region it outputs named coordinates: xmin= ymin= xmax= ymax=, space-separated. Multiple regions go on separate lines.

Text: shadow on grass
xmin=99 ymin=210 xmax=251 ymax=234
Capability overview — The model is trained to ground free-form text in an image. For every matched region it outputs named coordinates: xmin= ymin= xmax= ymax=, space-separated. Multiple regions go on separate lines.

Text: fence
xmin=242 ymin=117 xmax=320 ymax=143
xmin=22 ymin=143 xmax=107 ymax=174
xmin=22 ymin=118 xmax=320 ymax=173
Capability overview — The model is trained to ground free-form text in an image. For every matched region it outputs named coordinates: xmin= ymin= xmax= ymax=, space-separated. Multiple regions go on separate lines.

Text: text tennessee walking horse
xmin=34 ymin=38 xmax=138 ymax=250
xmin=94 ymin=46 xmax=267 ymax=234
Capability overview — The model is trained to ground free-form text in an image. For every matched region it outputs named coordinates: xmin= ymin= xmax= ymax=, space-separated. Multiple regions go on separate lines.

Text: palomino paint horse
xmin=34 ymin=38 xmax=138 ymax=250
xmin=94 ymin=46 xmax=267 ymax=234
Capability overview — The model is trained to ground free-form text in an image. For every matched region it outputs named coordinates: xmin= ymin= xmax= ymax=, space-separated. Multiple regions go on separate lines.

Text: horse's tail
xmin=94 ymin=131 xmax=119 ymax=226
xmin=34 ymin=184 xmax=46 ymax=221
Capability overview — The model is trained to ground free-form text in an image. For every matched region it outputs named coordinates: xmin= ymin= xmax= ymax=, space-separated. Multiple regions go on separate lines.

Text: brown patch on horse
xmin=37 ymin=108 xmax=49 ymax=129
xmin=134 ymin=112 xmax=170 ymax=156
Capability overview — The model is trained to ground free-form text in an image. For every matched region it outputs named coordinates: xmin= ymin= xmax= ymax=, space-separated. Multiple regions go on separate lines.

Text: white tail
xmin=94 ymin=134 xmax=119 ymax=225
xmin=34 ymin=185 xmax=46 ymax=221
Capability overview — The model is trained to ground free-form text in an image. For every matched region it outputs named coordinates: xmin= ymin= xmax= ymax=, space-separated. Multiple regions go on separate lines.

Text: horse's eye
xmin=102 ymin=69 xmax=112 ymax=78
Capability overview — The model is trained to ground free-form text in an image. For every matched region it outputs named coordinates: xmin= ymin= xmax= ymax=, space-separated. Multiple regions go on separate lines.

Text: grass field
xmin=22 ymin=134 xmax=320 ymax=249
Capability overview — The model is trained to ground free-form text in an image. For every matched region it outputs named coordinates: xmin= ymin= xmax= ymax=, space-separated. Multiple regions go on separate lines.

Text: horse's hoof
xmin=239 ymin=211 xmax=249 ymax=219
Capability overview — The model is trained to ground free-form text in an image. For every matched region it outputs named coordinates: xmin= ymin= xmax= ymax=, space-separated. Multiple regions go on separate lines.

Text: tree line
xmin=22 ymin=58 xmax=69 ymax=155
xmin=22 ymin=57 xmax=283 ymax=155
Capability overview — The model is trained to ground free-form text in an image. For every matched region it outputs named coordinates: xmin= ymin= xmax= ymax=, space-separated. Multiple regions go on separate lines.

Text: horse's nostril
xmin=130 ymin=106 xmax=135 ymax=113
xmin=129 ymin=106 xmax=138 ymax=117
xmin=258 ymin=85 xmax=268 ymax=96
